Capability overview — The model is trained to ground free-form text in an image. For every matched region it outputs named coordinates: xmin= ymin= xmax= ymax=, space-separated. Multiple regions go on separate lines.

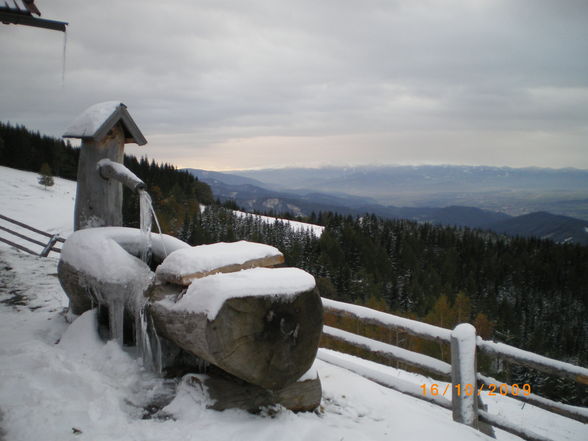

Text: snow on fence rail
xmin=0 ymin=213 xmax=64 ymax=257
xmin=320 ymin=296 xmax=588 ymax=441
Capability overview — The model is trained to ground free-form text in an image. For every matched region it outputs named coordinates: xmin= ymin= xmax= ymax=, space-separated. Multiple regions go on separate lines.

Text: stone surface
xmin=184 ymin=372 xmax=322 ymax=413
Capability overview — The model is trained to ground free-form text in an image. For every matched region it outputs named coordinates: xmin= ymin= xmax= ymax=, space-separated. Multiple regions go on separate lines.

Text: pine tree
xmin=38 ymin=162 xmax=54 ymax=189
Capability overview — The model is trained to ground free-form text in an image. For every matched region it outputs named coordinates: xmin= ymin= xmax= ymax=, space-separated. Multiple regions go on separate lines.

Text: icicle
xmin=139 ymin=190 xmax=153 ymax=264
xmin=61 ymin=29 xmax=67 ymax=88
xmin=148 ymin=311 xmax=163 ymax=375
xmin=108 ymin=299 xmax=124 ymax=346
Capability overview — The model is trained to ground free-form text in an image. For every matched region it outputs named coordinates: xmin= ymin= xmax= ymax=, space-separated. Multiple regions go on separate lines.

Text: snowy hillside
xmin=232 ymin=210 xmax=325 ymax=238
xmin=0 ymin=166 xmax=585 ymax=441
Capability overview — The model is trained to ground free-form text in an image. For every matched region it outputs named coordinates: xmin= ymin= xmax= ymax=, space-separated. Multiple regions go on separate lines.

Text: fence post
xmin=451 ymin=323 xmax=479 ymax=428
xmin=40 ymin=234 xmax=59 ymax=257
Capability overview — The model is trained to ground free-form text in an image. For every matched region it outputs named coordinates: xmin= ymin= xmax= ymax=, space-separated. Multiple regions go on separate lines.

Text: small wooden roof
xmin=63 ymin=101 xmax=147 ymax=146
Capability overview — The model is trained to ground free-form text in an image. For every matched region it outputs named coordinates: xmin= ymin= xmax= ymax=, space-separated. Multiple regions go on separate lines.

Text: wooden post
xmin=40 ymin=234 xmax=60 ymax=257
xmin=63 ymin=102 xmax=147 ymax=231
xmin=451 ymin=323 xmax=479 ymax=428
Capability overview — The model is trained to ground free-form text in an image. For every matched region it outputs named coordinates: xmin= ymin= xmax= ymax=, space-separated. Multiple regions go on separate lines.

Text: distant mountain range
xmin=225 ymin=165 xmax=588 ymax=220
xmin=185 ymin=166 xmax=588 ymax=245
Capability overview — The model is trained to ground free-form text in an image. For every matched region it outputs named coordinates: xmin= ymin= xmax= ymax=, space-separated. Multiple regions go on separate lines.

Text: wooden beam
xmin=0 ymin=224 xmax=48 ymax=248
xmin=0 ymin=213 xmax=64 ymax=241
xmin=0 ymin=236 xmax=38 ymax=255
xmin=323 ymin=298 xmax=452 ymax=344
xmin=478 ymin=410 xmax=555 ymax=441
xmin=0 ymin=8 xmax=68 ymax=32
xmin=477 ymin=339 xmax=588 ymax=384
xmin=477 ymin=373 xmax=588 ymax=424
xmin=316 ymin=348 xmax=453 ymax=410
xmin=322 ymin=325 xmax=451 ymax=379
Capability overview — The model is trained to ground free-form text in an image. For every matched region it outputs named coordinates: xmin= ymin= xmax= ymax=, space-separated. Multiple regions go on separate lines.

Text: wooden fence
xmin=0 ymin=213 xmax=65 ymax=257
xmin=320 ymin=298 xmax=588 ymax=441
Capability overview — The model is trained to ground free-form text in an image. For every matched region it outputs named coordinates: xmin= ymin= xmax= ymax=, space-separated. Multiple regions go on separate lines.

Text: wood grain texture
xmin=150 ymin=282 xmax=323 ymax=390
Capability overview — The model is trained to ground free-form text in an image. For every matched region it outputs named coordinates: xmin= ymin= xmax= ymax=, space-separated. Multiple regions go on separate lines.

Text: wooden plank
xmin=316 ymin=348 xmax=452 ymax=410
xmin=0 ymin=224 xmax=48 ymax=248
xmin=477 ymin=373 xmax=588 ymax=424
xmin=322 ymin=325 xmax=451 ymax=379
xmin=323 ymin=298 xmax=451 ymax=343
xmin=0 ymin=8 xmax=68 ymax=32
xmin=477 ymin=339 xmax=588 ymax=384
xmin=0 ymin=213 xmax=56 ymax=239
xmin=0 ymin=236 xmax=38 ymax=255
xmin=40 ymin=235 xmax=60 ymax=257
xmin=478 ymin=409 xmax=555 ymax=441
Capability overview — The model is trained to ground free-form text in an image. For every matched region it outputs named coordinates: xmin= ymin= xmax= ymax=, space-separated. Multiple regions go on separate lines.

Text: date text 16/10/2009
xmin=420 ymin=383 xmax=532 ymax=397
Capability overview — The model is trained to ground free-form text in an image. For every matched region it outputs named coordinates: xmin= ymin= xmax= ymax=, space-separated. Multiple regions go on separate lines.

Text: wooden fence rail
xmin=320 ymin=297 xmax=588 ymax=441
xmin=0 ymin=213 xmax=64 ymax=257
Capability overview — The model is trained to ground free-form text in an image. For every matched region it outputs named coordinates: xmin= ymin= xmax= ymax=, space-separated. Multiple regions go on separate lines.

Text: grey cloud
xmin=1 ymin=0 xmax=587 ymax=169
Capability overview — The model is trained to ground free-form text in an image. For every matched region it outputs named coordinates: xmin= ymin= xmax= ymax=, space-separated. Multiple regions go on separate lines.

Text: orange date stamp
xmin=420 ymin=383 xmax=532 ymax=397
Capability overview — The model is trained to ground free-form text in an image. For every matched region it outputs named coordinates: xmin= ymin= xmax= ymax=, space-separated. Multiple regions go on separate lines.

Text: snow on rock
xmin=156 ymin=240 xmax=284 ymax=285
xmin=63 ymin=101 xmax=122 ymax=138
xmin=159 ymin=267 xmax=316 ymax=320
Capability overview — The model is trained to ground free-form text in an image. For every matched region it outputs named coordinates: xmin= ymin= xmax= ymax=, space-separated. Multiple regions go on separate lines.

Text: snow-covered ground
xmin=0 ymin=166 xmax=76 ymax=257
xmin=0 ymin=166 xmax=586 ymax=441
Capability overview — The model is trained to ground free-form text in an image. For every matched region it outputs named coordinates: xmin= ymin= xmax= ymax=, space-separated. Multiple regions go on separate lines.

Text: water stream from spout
xmin=138 ymin=190 xmax=168 ymax=263
xmin=137 ymin=189 xmax=166 ymax=373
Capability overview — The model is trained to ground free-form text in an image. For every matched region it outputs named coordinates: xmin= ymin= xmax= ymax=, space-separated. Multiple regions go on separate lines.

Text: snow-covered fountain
xmin=57 ymin=102 xmax=323 ymax=412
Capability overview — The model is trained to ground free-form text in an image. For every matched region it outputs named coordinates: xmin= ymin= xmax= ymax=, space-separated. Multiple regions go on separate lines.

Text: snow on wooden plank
xmin=158 ymin=267 xmax=316 ymax=320
xmin=477 ymin=373 xmax=588 ymax=424
xmin=323 ymin=325 xmax=451 ymax=379
xmin=478 ymin=409 xmax=555 ymax=441
xmin=477 ymin=338 xmax=588 ymax=384
xmin=322 ymin=298 xmax=452 ymax=343
xmin=316 ymin=348 xmax=452 ymax=410
xmin=156 ymin=240 xmax=284 ymax=285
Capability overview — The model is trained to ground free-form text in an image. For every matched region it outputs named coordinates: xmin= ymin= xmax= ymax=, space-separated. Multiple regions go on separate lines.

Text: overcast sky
xmin=1 ymin=0 xmax=587 ymax=170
